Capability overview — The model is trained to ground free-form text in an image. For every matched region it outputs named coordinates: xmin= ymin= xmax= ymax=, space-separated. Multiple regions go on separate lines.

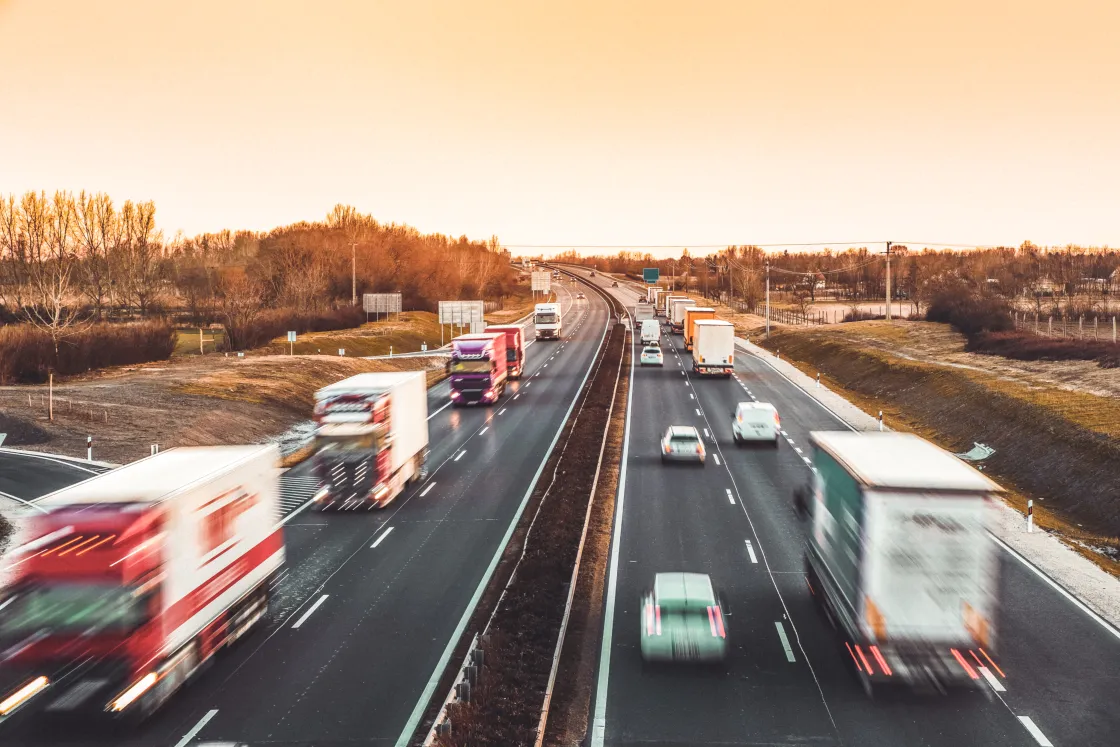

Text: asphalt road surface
xmin=0 ymin=274 xmax=614 ymax=747
xmin=585 ymin=274 xmax=1120 ymax=747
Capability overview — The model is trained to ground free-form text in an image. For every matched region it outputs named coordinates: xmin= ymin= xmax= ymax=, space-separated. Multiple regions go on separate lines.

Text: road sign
xmin=363 ymin=293 xmax=402 ymax=314
xmin=531 ymin=271 xmax=552 ymax=292
xmin=438 ymin=300 xmax=485 ymax=326
xmin=287 ymin=331 xmax=297 ymax=342
xmin=643 ymin=268 xmax=660 ymax=284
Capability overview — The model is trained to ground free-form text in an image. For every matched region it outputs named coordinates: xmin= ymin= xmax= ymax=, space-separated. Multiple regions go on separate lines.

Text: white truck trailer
xmin=312 ymin=371 xmax=429 ymax=509
xmin=804 ymin=431 xmax=1003 ymax=694
xmin=692 ymin=319 xmax=734 ymax=376
xmin=668 ymin=298 xmax=695 ymax=334
xmin=533 ymin=302 xmax=563 ymax=340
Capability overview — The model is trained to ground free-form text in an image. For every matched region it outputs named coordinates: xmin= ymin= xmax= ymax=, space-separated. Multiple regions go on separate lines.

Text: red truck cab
xmin=484 ymin=325 xmax=525 ymax=379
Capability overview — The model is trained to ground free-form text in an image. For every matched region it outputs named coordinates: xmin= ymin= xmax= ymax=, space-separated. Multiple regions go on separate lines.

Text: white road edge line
xmin=397 ymin=290 xmax=612 ymax=747
xmin=744 ymin=540 xmax=758 ymax=563
xmin=173 ymin=709 xmax=218 ymax=747
xmin=590 ymin=320 xmax=636 ymax=747
xmin=1018 ymin=716 xmax=1054 ymax=746
xmin=775 ymin=621 xmax=796 ymax=662
xmin=371 ymin=526 xmax=394 ymax=548
xmin=978 ymin=666 xmax=1005 ymax=692
xmin=291 ymin=594 xmax=329 ymax=629
xmin=427 ymin=400 xmax=452 ymax=420
xmin=420 ymin=482 xmax=436 ymax=497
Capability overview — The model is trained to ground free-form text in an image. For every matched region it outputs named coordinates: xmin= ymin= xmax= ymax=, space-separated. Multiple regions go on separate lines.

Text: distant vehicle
xmin=576 ymin=292 xmax=585 ymax=299
xmin=732 ymin=401 xmax=780 ymax=446
xmin=660 ymin=425 xmax=706 ymax=464
xmin=647 ymin=286 xmax=663 ymax=307
xmin=640 ymin=346 xmax=664 ymax=366
xmin=640 ymin=573 xmax=727 ymax=663
xmin=313 ymin=372 xmax=430 ymax=507
xmin=640 ymin=319 xmax=661 ymax=346
xmin=0 ymin=446 xmax=284 ymax=721
xmin=485 ymin=324 xmax=525 ymax=379
xmin=449 ymin=333 xmax=508 ymax=405
xmin=683 ymin=307 xmax=716 ymax=351
xmin=612 ymin=281 xmax=619 ymax=287
xmin=692 ymin=320 xmax=735 ymax=377
xmin=668 ymin=298 xmax=695 ymax=334
xmin=633 ymin=303 xmax=655 ymax=322
xmin=589 ymin=270 xmax=596 ymax=277
xmin=805 ymin=431 xmax=1003 ymax=694
xmin=534 ymin=302 xmax=563 ymax=341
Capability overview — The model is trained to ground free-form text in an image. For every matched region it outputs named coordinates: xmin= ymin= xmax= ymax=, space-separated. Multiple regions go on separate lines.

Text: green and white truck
xmin=805 ymin=431 xmax=1003 ymax=693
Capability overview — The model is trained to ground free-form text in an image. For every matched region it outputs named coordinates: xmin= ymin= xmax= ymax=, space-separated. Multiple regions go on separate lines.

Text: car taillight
xmin=664 ymin=443 xmax=671 ymax=453
xmin=697 ymin=443 xmax=705 ymax=455
xmin=707 ymin=605 xmax=726 ymax=638
xmin=774 ymin=413 xmax=781 ymax=427
xmin=645 ymin=603 xmax=662 ymax=635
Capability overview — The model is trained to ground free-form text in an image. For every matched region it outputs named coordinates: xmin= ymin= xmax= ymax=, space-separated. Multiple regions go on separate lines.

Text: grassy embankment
xmin=757 ymin=321 xmax=1120 ymax=575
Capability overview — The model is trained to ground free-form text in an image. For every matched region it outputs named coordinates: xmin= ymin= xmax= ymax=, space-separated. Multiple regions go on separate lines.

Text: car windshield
xmin=451 ymin=359 xmax=491 ymax=373
xmin=0 ymin=584 xmax=146 ymax=636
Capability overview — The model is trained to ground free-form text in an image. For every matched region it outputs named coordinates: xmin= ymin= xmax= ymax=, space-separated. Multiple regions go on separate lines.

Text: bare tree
xmin=0 ymin=194 xmax=30 ymax=310
xmin=74 ymin=191 xmax=116 ymax=320
xmin=24 ymin=191 xmax=84 ymax=353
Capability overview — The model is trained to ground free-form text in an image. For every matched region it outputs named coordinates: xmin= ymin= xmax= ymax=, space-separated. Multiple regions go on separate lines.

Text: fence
xmin=1013 ymin=311 xmax=1119 ymax=343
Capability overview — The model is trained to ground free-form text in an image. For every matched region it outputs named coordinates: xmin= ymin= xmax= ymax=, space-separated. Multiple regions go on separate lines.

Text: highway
xmin=0 ymin=274 xmax=613 ymax=747
xmin=585 ymin=274 xmax=1120 ymax=747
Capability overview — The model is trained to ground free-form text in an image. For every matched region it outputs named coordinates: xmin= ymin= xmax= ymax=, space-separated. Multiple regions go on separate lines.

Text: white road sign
xmin=531 ymin=271 xmax=552 ymax=292
xmin=363 ymin=293 xmax=402 ymax=314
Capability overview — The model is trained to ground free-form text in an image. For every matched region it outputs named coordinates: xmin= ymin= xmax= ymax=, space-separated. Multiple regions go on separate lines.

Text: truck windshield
xmin=451 ymin=360 xmax=491 ymax=373
xmin=535 ymin=314 xmax=557 ymax=324
xmin=314 ymin=431 xmax=379 ymax=452
xmin=0 ymin=584 xmax=146 ymax=636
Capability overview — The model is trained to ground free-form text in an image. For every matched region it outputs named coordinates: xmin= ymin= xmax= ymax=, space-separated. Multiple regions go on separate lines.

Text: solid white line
xmin=744 ymin=540 xmax=758 ymax=563
xmin=726 ymin=488 xmax=735 ymax=504
xmin=0 ymin=447 xmax=101 ymax=474
xmin=427 ymin=400 xmax=452 ymax=420
xmin=712 ymin=453 xmax=721 ymax=466
xmin=371 ymin=527 xmax=394 ymax=548
xmin=291 ymin=594 xmax=329 ymax=629
xmin=978 ymin=666 xmax=1006 ymax=692
xmin=277 ymin=495 xmax=317 ymax=528
xmin=420 ymin=482 xmax=436 ymax=497
xmin=173 ymin=709 xmax=218 ymax=747
xmin=479 ymin=426 xmax=489 ymax=434
xmin=454 ymin=450 xmax=466 ymax=462
xmin=775 ymin=621 xmax=796 ymax=662
xmin=590 ymin=315 xmax=636 ymax=747
xmin=1018 ymin=717 xmax=1054 ymax=746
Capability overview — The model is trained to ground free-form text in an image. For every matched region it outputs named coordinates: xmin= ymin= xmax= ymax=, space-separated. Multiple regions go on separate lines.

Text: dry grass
xmin=172 ymin=328 xmax=226 ymax=357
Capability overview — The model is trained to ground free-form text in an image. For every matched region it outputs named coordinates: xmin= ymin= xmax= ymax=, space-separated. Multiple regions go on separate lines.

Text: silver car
xmin=640 ymin=346 xmax=664 ymax=366
xmin=660 ymin=426 xmax=706 ymax=464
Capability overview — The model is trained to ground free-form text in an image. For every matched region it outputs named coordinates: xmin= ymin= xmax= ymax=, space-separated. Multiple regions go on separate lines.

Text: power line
xmin=504 ymin=241 xmax=886 ymax=249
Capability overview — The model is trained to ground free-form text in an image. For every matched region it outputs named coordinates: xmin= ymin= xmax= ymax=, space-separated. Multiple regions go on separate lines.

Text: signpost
xmin=363 ymin=292 xmax=403 ymax=322
xmin=438 ymin=300 xmax=486 ymax=345
xmin=287 ymin=330 xmax=296 ymax=355
xmin=531 ymin=270 xmax=552 ymax=298
xmin=643 ymin=268 xmax=660 ymax=284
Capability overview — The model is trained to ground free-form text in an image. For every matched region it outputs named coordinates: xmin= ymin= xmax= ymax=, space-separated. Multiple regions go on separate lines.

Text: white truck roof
xmin=695 ymin=319 xmax=732 ymax=327
xmin=317 ymin=371 xmax=425 ymax=397
xmin=37 ymin=445 xmax=278 ymax=508
xmin=810 ymin=431 xmax=1002 ymax=493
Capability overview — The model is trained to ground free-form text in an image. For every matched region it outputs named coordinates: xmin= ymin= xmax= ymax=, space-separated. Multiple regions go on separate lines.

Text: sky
xmin=1 ymin=0 xmax=1118 ymax=256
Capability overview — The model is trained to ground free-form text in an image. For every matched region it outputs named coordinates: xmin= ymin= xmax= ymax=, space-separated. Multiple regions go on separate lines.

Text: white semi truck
xmin=312 ymin=372 xmax=429 ymax=509
xmin=804 ymin=431 xmax=1003 ymax=694
xmin=692 ymin=319 xmax=734 ymax=376
xmin=534 ymin=302 xmax=563 ymax=340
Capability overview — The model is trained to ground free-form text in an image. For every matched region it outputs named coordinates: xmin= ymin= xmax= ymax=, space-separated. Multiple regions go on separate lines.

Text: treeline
xmin=555 ymin=243 xmax=1120 ymax=313
xmin=0 ymin=193 xmax=517 ymax=360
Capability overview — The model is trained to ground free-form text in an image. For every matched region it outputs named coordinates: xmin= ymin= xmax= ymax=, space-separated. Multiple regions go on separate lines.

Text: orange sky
xmin=1 ymin=0 xmax=1118 ymax=256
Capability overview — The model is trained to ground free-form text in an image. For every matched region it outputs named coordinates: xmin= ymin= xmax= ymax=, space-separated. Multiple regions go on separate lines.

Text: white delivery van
xmin=640 ymin=319 xmax=661 ymax=346
xmin=732 ymin=401 xmax=780 ymax=446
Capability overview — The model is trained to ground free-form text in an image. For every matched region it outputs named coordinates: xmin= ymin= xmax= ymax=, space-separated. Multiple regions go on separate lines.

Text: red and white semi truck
xmin=311 ymin=371 xmax=430 ymax=509
xmin=0 ymin=445 xmax=283 ymax=722
xmin=484 ymin=324 xmax=525 ymax=379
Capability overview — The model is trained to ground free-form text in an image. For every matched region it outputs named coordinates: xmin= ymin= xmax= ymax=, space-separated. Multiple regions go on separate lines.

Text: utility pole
xmin=884 ymin=241 xmax=892 ymax=321
xmin=765 ymin=260 xmax=771 ymax=339
xmin=351 ymin=241 xmax=358 ymax=306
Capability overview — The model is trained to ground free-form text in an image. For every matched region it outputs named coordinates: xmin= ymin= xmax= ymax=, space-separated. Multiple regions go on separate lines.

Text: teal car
xmin=640 ymin=573 xmax=728 ymax=663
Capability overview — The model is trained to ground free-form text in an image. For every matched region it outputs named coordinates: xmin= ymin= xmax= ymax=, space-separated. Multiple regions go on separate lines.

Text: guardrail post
xmin=878 ymin=411 xmax=883 ymax=431
xmin=87 ymin=435 xmax=92 ymax=461
xmin=816 ymin=373 xmax=820 ymax=389
xmin=1027 ymin=499 xmax=1034 ymax=533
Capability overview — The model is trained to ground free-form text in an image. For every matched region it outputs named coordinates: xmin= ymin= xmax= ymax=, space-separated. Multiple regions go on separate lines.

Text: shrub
xmin=925 ymin=283 xmax=1013 ymax=336
xmin=842 ymin=309 xmax=886 ymax=322
xmin=223 ymin=306 xmax=365 ymax=351
xmin=0 ymin=322 xmax=176 ymax=384
xmin=968 ymin=331 xmax=1120 ymax=369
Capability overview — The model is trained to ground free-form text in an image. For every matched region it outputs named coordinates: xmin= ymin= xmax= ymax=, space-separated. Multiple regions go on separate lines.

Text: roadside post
xmin=878 ymin=411 xmax=883 ymax=431
xmin=816 ymin=373 xmax=821 ymax=389
xmin=339 ymin=349 xmax=346 ymax=356
xmin=287 ymin=330 xmax=297 ymax=355
xmin=1027 ymin=500 xmax=1034 ymax=533
xmin=87 ymin=435 xmax=92 ymax=461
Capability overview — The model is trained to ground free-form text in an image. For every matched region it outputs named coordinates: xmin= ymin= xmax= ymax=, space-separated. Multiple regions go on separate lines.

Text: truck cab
xmin=449 ymin=332 xmax=508 ymax=405
xmin=485 ymin=325 xmax=525 ymax=379
xmin=533 ymin=302 xmax=562 ymax=341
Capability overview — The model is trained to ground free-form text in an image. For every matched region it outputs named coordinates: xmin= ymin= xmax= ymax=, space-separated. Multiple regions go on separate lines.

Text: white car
xmin=640 ymin=346 xmax=664 ymax=366
xmin=577 ymin=292 xmax=585 ymax=299
xmin=732 ymin=402 xmax=780 ymax=447
xmin=661 ymin=426 xmax=706 ymax=464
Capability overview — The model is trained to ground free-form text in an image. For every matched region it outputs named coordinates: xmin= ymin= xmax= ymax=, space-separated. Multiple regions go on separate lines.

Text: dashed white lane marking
xmin=420 ymin=482 xmax=436 ymax=497
xmin=744 ymin=539 xmax=758 ymax=563
xmin=526 ymin=381 xmax=531 ymax=387
xmin=703 ymin=428 xmax=710 ymax=438
xmin=695 ymin=408 xmax=701 ymax=416
xmin=544 ymin=363 xmax=549 ymax=368
xmin=498 ymin=407 xmax=507 ymax=415
xmin=794 ymin=447 xmax=803 ymax=454
xmin=725 ymin=488 xmax=735 ymax=504
xmin=689 ymin=393 xmax=694 ymax=399
xmin=978 ymin=666 xmax=1006 ymax=692
xmin=712 ymin=453 xmax=721 ymax=466
xmin=292 ymin=594 xmax=329 ymax=629
xmin=479 ymin=426 xmax=489 ymax=434
xmin=1018 ymin=717 xmax=1053 ymax=746
xmin=371 ymin=526 xmax=394 ymax=548
xmin=174 ymin=710 xmax=218 ymax=747
xmin=513 ymin=393 xmax=520 ymax=400
xmin=454 ymin=450 xmax=466 ymax=461
xmin=780 ymin=430 xmax=788 ymax=436
xmin=775 ymin=621 xmax=796 ymax=662
xmin=685 ymin=381 xmax=690 ymax=387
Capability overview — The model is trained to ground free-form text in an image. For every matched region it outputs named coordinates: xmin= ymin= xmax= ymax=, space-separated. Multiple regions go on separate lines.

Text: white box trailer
xmin=4 ymin=446 xmax=283 ymax=718
xmin=805 ymin=432 xmax=1002 ymax=693
xmin=668 ymin=298 xmax=695 ymax=333
xmin=692 ymin=319 xmax=734 ymax=376
xmin=660 ymin=293 xmax=684 ymax=318
xmin=313 ymin=371 xmax=430 ymax=508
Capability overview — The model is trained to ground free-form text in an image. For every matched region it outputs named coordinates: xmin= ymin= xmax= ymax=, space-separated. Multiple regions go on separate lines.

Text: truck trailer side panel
xmin=388 ymin=372 xmax=430 ymax=474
